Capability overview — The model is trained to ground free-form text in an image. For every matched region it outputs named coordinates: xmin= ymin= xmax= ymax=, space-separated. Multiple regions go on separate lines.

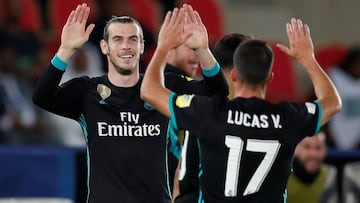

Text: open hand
xmin=157 ymin=8 xmax=192 ymax=51
xmin=276 ymin=18 xmax=315 ymax=64
xmin=183 ymin=4 xmax=208 ymax=50
xmin=60 ymin=3 xmax=95 ymax=51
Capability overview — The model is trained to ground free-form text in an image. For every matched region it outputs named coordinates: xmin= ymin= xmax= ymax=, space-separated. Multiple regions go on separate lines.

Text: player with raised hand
xmin=141 ymin=13 xmax=341 ymax=203
xmin=33 ymin=3 xmax=229 ymax=202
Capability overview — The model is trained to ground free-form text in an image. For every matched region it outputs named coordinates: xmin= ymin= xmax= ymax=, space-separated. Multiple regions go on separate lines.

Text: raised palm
xmin=60 ymin=3 xmax=95 ymax=50
xmin=183 ymin=4 xmax=208 ymax=50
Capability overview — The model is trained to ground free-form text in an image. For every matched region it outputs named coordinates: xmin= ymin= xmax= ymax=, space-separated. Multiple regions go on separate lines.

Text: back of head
xmin=213 ymin=33 xmax=252 ymax=69
xmin=233 ymin=39 xmax=274 ymax=86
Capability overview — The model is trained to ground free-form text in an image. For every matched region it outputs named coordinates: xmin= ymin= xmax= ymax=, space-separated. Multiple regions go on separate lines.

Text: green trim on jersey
xmin=314 ymin=101 xmax=322 ymax=135
xmin=78 ymin=114 xmax=91 ymax=203
xmin=169 ymin=92 xmax=178 ymax=130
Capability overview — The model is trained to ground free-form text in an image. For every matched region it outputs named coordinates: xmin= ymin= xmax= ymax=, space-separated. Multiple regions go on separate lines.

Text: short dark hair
xmin=233 ymin=39 xmax=274 ymax=85
xmin=103 ymin=16 xmax=144 ymax=42
xmin=213 ymin=33 xmax=252 ymax=69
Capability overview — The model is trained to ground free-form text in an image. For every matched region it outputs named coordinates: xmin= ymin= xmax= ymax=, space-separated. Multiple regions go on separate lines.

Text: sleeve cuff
xmin=314 ymin=101 xmax=322 ymax=134
xmin=202 ymin=62 xmax=220 ymax=77
xmin=51 ymin=54 xmax=69 ymax=71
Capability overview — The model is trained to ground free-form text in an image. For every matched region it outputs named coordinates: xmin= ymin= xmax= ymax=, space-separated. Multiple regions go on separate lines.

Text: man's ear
xmin=140 ymin=40 xmax=145 ymax=55
xmin=230 ymin=68 xmax=237 ymax=82
xmin=100 ymin=39 xmax=109 ymax=55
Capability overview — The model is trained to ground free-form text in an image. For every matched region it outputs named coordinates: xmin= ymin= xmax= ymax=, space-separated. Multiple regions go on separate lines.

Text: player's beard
xmin=114 ymin=64 xmax=136 ymax=75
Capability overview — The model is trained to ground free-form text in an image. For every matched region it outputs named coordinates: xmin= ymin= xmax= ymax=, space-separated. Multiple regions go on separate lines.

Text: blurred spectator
xmin=0 ymin=61 xmax=38 ymax=144
xmin=287 ymin=131 xmax=338 ymax=203
xmin=343 ymin=162 xmax=360 ymax=203
xmin=0 ymin=83 xmax=6 ymax=143
xmin=328 ymin=47 xmax=360 ymax=149
xmin=0 ymin=0 xmax=50 ymax=144
xmin=0 ymin=0 xmax=42 ymax=79
xmin=47 ymin=42 xmax=104 ymax=147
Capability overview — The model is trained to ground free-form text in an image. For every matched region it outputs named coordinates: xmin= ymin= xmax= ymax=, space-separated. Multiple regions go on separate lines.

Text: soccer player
xmin=141 ymin=6 xmax=342 ymax=203
xmin=32 ymin=4 xmax=228 ymax=203
xmin=173 ymin=33 xmax=253 ymax=203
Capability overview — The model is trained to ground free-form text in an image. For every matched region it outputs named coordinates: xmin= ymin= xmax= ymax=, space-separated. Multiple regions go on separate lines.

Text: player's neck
xmin=107 ymin=68 xmax=140 ymax=87
xmin=233 ymin=84 xmax=266 ymax=99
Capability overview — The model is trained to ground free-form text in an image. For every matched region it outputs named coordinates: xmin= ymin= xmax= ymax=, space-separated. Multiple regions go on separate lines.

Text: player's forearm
xmin=302 ymin=57 xmax=342 ymax=125
xmin=32 ymin=63 xmax=65 ymax=107
xmin=141 ymin=47 xmax=172 ymax=118
xmin=195 ymin=48 xmax=217 ymax=70
xmin=194 ymin=48 xmax=229 ymax=97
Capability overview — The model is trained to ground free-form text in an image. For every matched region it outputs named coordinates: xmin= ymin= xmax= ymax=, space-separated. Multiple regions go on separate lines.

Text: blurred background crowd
xmin=0 ymin=0 xmax=359 ymax=202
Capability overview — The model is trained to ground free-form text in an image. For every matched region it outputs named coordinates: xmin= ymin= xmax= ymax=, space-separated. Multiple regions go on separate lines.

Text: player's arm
xmin=141 ymin=8 xmax=191 ymax=118
xmin=183 ymin=4 xmax=229 ymax=96
xmin=32 ymin=3 xmax=95 ymax=119
xmin=277 ymin=18 xmax=341 ymax=126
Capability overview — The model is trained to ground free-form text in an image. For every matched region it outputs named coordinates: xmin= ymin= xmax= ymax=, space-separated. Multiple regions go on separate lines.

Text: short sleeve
xmin=168 ymin=93 xmax=212 ymax=135
xmin=282 ymin=100 xmax=322 ymax=143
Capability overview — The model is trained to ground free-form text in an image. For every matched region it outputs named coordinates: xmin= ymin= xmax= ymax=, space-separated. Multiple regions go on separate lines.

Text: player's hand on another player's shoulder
xmin=277 ymin=18 xmax=316 ymax=65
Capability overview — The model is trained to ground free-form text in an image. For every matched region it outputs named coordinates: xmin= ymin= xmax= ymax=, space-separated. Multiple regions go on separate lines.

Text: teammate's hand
xmin=60 ymin=3 xmax=95 ymax=52
xmin=157 ymin=8 xmax=192 ymax=52
xmin=183 ymin=4 xmax=208 ymax=50
xmin=276 ymin=18 xmax=315 ymax=64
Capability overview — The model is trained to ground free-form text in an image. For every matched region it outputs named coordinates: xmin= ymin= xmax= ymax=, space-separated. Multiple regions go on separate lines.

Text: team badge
xmin=305 ymin=102 xmax=316 ymax=114
xmin=180 ymin=75 xmax=194 ymax=81
xmin=175 ymin=94 xmax=194 ymax=108
xmin=97 ymin=84 xmax=111 ymax=102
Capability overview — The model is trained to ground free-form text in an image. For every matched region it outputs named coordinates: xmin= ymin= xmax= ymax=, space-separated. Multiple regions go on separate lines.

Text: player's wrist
xmin=299 ymin=55 xmax=318 ymax=68
xmin=51 ymin=54 xmax=69 ymax=71
xmin=56 ymin=46 xmax=77 ymax=62
xmin=202 ymin=62 xmax=220 ymax=77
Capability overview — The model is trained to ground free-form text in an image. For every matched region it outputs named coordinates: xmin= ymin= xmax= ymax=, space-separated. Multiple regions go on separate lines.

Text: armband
xmin=51 ymin=54 xmax=69 ymax=71
xmin=202 ymin=62 xmax=220 ymax=77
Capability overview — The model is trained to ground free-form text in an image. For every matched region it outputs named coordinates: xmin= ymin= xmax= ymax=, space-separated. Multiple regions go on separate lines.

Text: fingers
xmin=72 ymin=4 xmax=81 ymax=24
xmin=67 ymin=10 xmax=75 ymax=25
xmin=276 ymin=43 xmax=291 ymax=56
xmin=80 ymin=4 xmax=91 ymax=24
xmin=288 ymin=18 xmax=309 ymax=39
xmin=194 ymin=11 xmax=204 ymax=26
xmin=183 ymin=4 xmax=197 ymax=24
xmin=175 ymin=8 xmax=185 ymax=27
xmin=163 ymin=11 xmax=172 ymax=27
xmin=68 ymin=3 xmax=89 ymax=25
xmin=304 ymin=24 xmax=311 ymax=38
xmin=85 ymin=23 xmax=96 ymax=39
xmin=170 ymin=8 xmax=179 ymax=25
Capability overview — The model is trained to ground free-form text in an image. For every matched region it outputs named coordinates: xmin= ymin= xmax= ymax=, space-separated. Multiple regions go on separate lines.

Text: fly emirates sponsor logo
xmin=97 ymin=112 xmax=161 ymax=137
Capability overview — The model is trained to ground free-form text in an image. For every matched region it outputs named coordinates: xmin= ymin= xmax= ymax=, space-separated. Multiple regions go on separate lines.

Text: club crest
xmin=175 ymin=94 xmax=194 ymax=108
xmin=97 ymin=84 xmax=111 ymax=101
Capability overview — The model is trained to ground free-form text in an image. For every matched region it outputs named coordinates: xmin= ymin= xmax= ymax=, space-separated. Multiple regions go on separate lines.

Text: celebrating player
xmin=141 ymin=6 xmax=341 ymax=203
xmin=33 ymin=3 xmax=228 ymax=203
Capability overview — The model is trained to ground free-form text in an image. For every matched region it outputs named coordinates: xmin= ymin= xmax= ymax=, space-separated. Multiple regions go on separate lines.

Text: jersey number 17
xmin=224 ymin=135 xmax=281 ymax=197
